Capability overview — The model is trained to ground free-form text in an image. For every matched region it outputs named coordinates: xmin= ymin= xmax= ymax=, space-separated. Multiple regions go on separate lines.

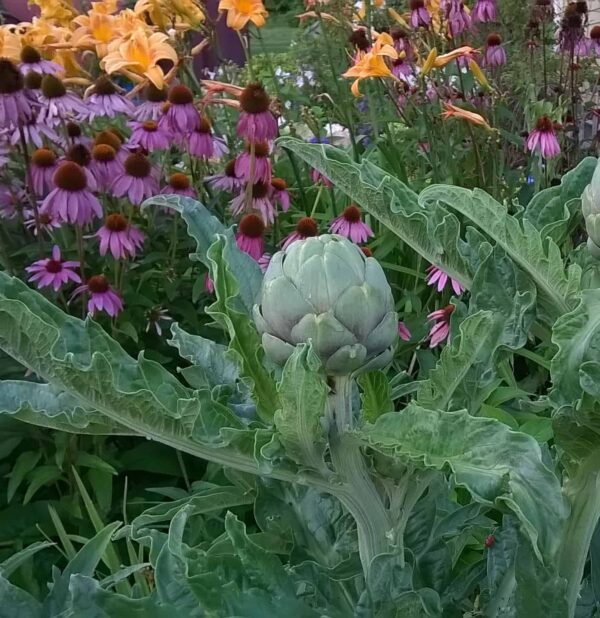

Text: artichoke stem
xmin=329 ymin=376 xmax=392 ymax=575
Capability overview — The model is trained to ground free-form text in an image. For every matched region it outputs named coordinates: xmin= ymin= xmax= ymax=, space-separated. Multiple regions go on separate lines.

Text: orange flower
xmin=218 ymin=0 xmax=268 ymax=30
xmin=102 ymin=30 xmax=178 ymax=88
xmin=71 ymin=11 xmax=122 ymax=58
xmin=343 ymin=32 xmax=397 ymax=96
xmin=433 ymin=46 xmax=476 ymax=68
xmin=0 ymin=28 xmax=22 ymax=63
xmin=442 ymin=103 xmax=491 ymax=130
xmin=29 ymin=0 xmax=79 ymax=26
xmin=134 ymin=0 xmax=205 ymax=30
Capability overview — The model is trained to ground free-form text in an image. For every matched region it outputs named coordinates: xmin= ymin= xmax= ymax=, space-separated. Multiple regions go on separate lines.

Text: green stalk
xmin=559 ymin=450 xmax=600 ymax=617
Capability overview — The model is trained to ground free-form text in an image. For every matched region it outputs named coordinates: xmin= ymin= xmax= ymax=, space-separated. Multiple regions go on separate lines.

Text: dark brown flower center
xmin=45 ymin=259 xmax=62 ymax=273
xmin=67 ymin=121 xmax=82 ymax=137
xmin=251 ymin=181 xmax=269 ymax=199
xmin=343 ymin=205 xmax=362 ymax=223
xmin=20 ymin=45 xmax=42 ymax=64
xmin=169 ymin=172 xmax=190 ymax=190
xmin=92 ymin=144 xmax=116 ymax=162
xmin=271 ymin=177 xmax=287 ymax=191
xmin=535 ymin=115 xmax=554 ymax=132
xmin=142 ymin=120 xmax=158 ymax=132
xmin=296 ymin=217 xmax=318 ymax=237
xmin=391 ymin=26 xmax=408 ymax=41
xmin=224 ymin=159 xmax=237 ymax=177
xmin=410 ymin=0 xmax=425 ymax=9
xmin=349 ymin=29 xmax=370 ymax=51
xmin=239 ymin=213 xmax=265 ymax=237
xmin=24 ymin=71 xmax=42 ymax=90
xmin=168 ymin=84 xmax=193 ymax=105
xmin=591 ymin=25 xmax=600 ymax=40
xmin=67 ymin=144 xmax=91 ymax=167
xmin=361 ymin=246 xmax=373 ymax=257
xmin=93 ymin=75 xmax=117 ymax=96
xmin=87 ymin=274 xmax=109 ymax=294
xmin=576 ymin=1 xmax=588 ymax=14
xmin=145 ymin=83 xmax=167 ymax=102
xmin=246 ymin=141 xmax=269 ymax=157
xmin=240 ymin=83 xmax=270 ymax=114
xmin=54 ymin=161 xmax=87 ymax=192
xmin=41 ymin=74 xmax=66 ymax=98
xmin=0 ymin=59 xmax=23 ymax=94
xmin=39 ymin=213 xmax=52 ymax=224
xmin=31 ymin=148 xmax=56 ymax=167
xmin=105 ymin=213 xmax=127 ymax=232
xmin=124 ymin=152 xmax=151 ymax=178
xmin=94 ymin=130 xmax=122 ymax=151
xmin=198 ymin=116 xmax=211 ymax=133
xmin=487 ymin=33 xmax=502 ymax=46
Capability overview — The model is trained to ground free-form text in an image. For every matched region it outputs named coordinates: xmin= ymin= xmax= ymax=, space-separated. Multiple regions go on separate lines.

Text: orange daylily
xmin=218 ymin=0 xmax=268 ymax=31
xmin=343 ymin=32 xmax=397 ymax=96
xmin=102 ymin=30 xmax=178 ymax=88
xmin=29 ymin=0 xmax=79 ymax=26
xmin=71 ymin=11 xmax=123 ymax=58
xmin=442 ymin=103 xmax=491 ymax=130
xmin=0 ymin=28 xmax=22 ymax=63
xmin=134 ymin=0 xmax=205 ymax=30
xmin=433 ymin=46 xmax=477 ymax=68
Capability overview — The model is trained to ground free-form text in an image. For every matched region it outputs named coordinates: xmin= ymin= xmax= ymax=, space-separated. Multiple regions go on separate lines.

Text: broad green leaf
xmin=357 ymin=403 xmax=568 ymax=563
xmin=484 ymin=516 xmax=518 ymax=615
xmin=23 ymin=466 xmax=62 ymax=505
xmin=275 ymin=344 xmax=328 ymax=471
xmin=144 ymin=194 xmax=262 ymax=314
xmin=358 ymin=371 xmax=393 ymax=423
xmin=207 ymin=236 xmax=280 ymax=422
xmin=0 ymin=380 xmax=131 ymax=435
xmin=420 ymin=185 xmax=580 ymax=324
xmin=0 ymin=541 xmax=53 ymax=578
xmin=168 ymin=322 xmax=239 ymax=388
xmin=277 ymin=138 xmax=473 ymax=290
xmin=0 ymin=576 xmax=42 ymax=618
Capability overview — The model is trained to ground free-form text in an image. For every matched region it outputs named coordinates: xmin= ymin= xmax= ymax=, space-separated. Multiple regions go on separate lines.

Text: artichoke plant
xmin=582 ymin=165 xmax=600 ymax=258
xmin=253 ymin=234 xmax=398 ymax=375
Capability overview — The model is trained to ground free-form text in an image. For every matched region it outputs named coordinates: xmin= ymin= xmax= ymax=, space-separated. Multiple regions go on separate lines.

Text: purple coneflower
xmin=526 ymin=116 xmax=561 ymax=159
xmin=206 ymin=159 xmax=242 ymax=192
xmin=72 ymin=274 xmax=123 ymax=317
xmin=0 ymin=185 xmax=24 ymax=219
xmin=94 ymin=130 xmax=127 ymax=164
xmin=426 ymin=265 xmax=464 ymax=295
xmin=230 ymin=181 xmax=275 ymax=224
xmin=23 ymin=71 xmax=43 ymax=101
xmin=64 ymin=143 xmax=98 ymax=192
xmin=186 ymin=116 xmax=228 ymax=159
xmin=7 ymin=113 xmax=59 ymax=148
xmin=112 ymin=152 xmax=159 ymax=205
xmin=238 ymin=83 xmax=278 ymax=142
xmin=330 ymin=205 xmax=374 ymax=244
xmin=258 ymin=253 xmax=271 ymax=273
xmin=270 ymin=178 xmax=290 ymax=212
xmin=558 ymin=10 xmax=584 ymax=53
xmin=91 ymin=144 xmax=124 ymax=191
xmin=26 ymin=245 xmax=80 ymax=292
xmin=236 ymin=214 xmax=265 ymax=261
xmin=591 ymin=25 xmax=600 ymax=55
xmin=96 ymin=213 xmax=144 ymax=259
xmin=409 ymin=0 xmax=431 ymax=29
xmin=392 ymin=58 xmax=414 ymax=80
xmin=145 ymin=307 xmax=173 ymax=336
xmin=24 ymin=209 xmax=61 ymax=235
xmin=398 ymin=322 xmax=412 ymax=342
xmin=311 ymin=168 xmax=333 ymax=187
xmin=39 ymin=75 xmax=87 ymax=126
xmin=391 ymin=27 xmax=414 ymax=59
xmin=428 ymin=304 xmax=455 ymax=348
xmin=235 ymin=141 xmax=272 ymax=183
xmin=484 ymin=33 xmax=507 ymax=67
xmin=30 ymin=148 xmax=58 ymax=196
xmin=128 ymin=119 xmax=171 ymax=151
xmin=61 ymin=121 xmax=92 ymax=149
xmin=162 ymin=85 xmax=199 ymax=134
xmin=85 ymin=76 xmax=134 ymax=120
xmin=0 ymin=59 xmax=35 ymax=130
xmin=472 ymin=0 xmax=497 ymax=22
xmin=41 ymin=161 xmax=102 ymax=226
xmin=161 ymin=172 xmax=196 ymax=198
xmin=135 ymin=83 xmax=168 ymax=121
xmin=282 ymin=217 xmax=318 ymax=250
xmin=19 ymin=46 xmax=62 ymax=76
xmin=447 ymin=0 xmax=471 ymax=37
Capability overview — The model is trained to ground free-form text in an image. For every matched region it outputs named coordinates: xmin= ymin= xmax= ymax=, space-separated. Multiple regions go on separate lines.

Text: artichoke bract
xmin=583 ymin=165 xmax=600 ymax=258
xmin=253 ymin=234 xmax=398 ymax=375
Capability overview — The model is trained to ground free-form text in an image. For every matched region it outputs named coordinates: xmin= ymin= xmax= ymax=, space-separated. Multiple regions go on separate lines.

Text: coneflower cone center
xmin=271 ymin=177 xmax=287 ymax=191
xmin=67 ymin=121 xmax=82 ymax=137
xmin=487 ymin=33 xmax=502 ymax=46
xmin=105 ymin=213 xmax=128 ymax=232
xmin=198 ymin=117 xmax=212 ymax=133
xmin=92 ymin=144 xmax=116 ymax=162
xmin=145 ymin=83 xmax=167 ymax=102
xmin=296 ymin=217 xmax=318 ymax=236
xmin=410 ymin=0 xmax=425 ymax=9
xmin=251 ymin=181 xmax=269 ymax=199
xmin=169 ymin=173 xmax=190 ymax=190
xmin=95 ymin=130 xmax=122 ymax=150
xmin=24 ymin=72 xmax=42 ymax=90
xmin=239 ymin=214 xmax=264 ymax=237
xmin=93 ymin=76 xmax=117 ymax=96
xmin=125 ymin=153 xmax=151 ymax=178
xmin=87 ymin=275 xmax=109 ymax=294
xmin=45 ymin=259 xmax=62 ymax=273
xmin=343 ymin=205 xmax=362 ymax=223
xmin=0 ymin=59 xmax=23 ymax=94
xmin=41 ymin=74 xmax=66 ymax=98
xmin=168 ymin=85 xmax=194 ymax=105
xmin=142 ymin=120 xmax=158 ymax=132
xmin=248 ymin=141 xmax=270 ymax=157
xmin=535 ymin=116 xmax=554 ymax=132
xmin=224 ymin=159 xmax=237 ymax=177
xmin=67 ymin=144 xmax=92 ymax=167
xmin=54 ymin=162 xmax=87 ymax=192
xmin=240 ymin=83 xmax=270 ymax=114
xmin=20 ymin=45 xmax=42 ymax=64
xmin=32 ymin=148 xmax=56 ymax=168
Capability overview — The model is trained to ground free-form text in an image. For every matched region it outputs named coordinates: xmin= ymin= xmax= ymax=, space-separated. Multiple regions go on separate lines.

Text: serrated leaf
xmin=357 ymin=403 xmax=568 ymax=563
xmin=358 ymin=371 xmax=393 ymax=423
xmin=275 ymin=344 xmax=328 ymax=471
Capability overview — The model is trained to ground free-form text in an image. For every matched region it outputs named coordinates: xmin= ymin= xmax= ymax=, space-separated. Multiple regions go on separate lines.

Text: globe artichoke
xmin=583 ymin=168 xmax=600 ymax=258
xmin=253 ymin=234 xmax=398 ymax=375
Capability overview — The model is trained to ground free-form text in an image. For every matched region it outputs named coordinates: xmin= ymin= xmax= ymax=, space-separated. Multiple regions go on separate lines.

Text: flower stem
xmin=18 ymin=128 xmax=44 ymax=255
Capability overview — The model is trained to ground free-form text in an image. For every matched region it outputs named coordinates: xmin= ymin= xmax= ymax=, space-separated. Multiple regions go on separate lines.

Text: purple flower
xmin=186 ymin=117 xmax=229 ymax=159
xmin=230 ymin=181 xmax=275 ymax=224
xmin=235 ymin=142 xmax=272 ymax=183
xmin=398 ymin=321 xmax=412 ymax=342
xmin=447 ymin=0 xmax=471 ymax=37
xmin=30 ymin=148 xmax=58 ymax=196
xmin=427 ymin=305 xmax=455 ymax=348
xmin=409 ymin=0 xmax=431 ymax=29
xmin=236 ymin=214 xmax=265 ymax=261
xmin=91 ymin=144 xmax=125 ymax=191
xmin=60 ymin=121 xmax=92 ymax=150
xmin=163 ymin=85 xmax=199 ymax=134
xmin=24 ymin=208 xmax=62 ymax=235
xmin=426 ymin=265 xmax=464 ymax=295
xmin=41 ymin=161 xmax=103 ymax=226
xmin=111 ymin=152 xmax=159 ymax=205
xmin=72 ymin=275 xmax=123 ymax=317
xmin=472 ymin=0 xmax=497 ymax=22
xmin=282 ymin=217 xmax=318 ymax=250
xmin=0 ymin=59 xmax=35 ymax=130
xmin=391 ymin=27 xmax=414 ymax=60
xmin=591 ymin=26 xmax=600 ymax=55
xmin=64 ymin=144 xmax=99 ymax=192
xmin=392 ymin=58 xmax=414 ymax=80
xmin=526 ymin=116 xmax=561 ymax=159
xmin=39 ymin=75 xmax=87 ymax=126
xmin=311 ymin=168 xmax=333 ymax=188
xmin=145 ymin=307 xmax=173 ymax=336
xmin=238 ymin=83 xmax=278 ymax=142
xmin=206 ymin=159 xmax=242 ymax=192
xmin=26 ymin=245 xmax=80 ymax=292
xmin=270 ymin=178 xmax=290 ymax=212
xmin=161 ymin=172 xmax=196 ymax=198
xmin=484 ymin=33 xmax=507 ymax=67
xmin=84 ymin=76 xmax=135 ymax=120
xmin=134 ymin=83 xmax=168 ymax=121
xmin=258 ymin=253 xmax=271 ymax=273
xmin=7 ymin=113 xmax=59 ymax=148
xmin=0 ymin=185 xmax=25 ymax=219
xmin=128 ymin=119 xmax=171 ymax=151
xmin=19 ymin=46 xmax=62 ymax=76
xmin=329 ymin=205 xmax=374 ymax=244
xmin=96 ymin=213 xmax=144 ymax=259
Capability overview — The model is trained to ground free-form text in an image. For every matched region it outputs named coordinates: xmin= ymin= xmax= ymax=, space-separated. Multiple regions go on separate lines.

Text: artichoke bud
xmin=253 ymin=234 xmax=398 ymax=376
xmin=582 ymin=172 xmax=600 ymax=255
